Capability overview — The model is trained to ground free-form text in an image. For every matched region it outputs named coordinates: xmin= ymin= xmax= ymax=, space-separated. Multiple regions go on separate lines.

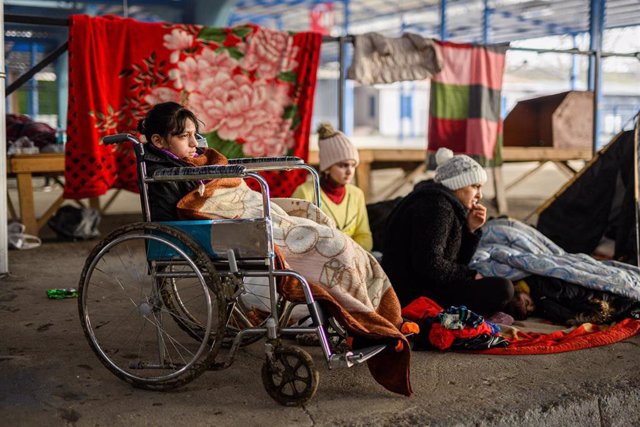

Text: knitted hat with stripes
xmin=434 ymin=148 xmax=487 ymax=190
xmin=317 ymin=123 xmax=359 ymax=171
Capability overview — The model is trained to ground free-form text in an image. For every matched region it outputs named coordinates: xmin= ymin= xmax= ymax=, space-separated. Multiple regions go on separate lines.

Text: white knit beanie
xmin=317 ymin=123 xmax=359 ymax=171
xmin=433 ymin=147 xmax=487 ymax=190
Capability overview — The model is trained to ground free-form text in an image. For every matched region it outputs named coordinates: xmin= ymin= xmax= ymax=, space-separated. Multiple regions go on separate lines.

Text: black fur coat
xmin=381 ymin=180 xmax=481 ymax=307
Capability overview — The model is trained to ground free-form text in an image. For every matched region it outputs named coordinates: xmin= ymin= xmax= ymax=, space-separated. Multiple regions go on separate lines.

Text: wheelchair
xmin=77 ymin=133 xmax=387 ymax=406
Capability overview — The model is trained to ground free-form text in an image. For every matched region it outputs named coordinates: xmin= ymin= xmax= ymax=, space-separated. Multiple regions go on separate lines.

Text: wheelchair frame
xmin=77 ymin=133 xmax=386 ymax=406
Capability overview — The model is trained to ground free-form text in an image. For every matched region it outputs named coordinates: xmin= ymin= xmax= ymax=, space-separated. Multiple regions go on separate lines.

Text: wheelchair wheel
xmin=78 ymin=222 xmax=225 ymax=390
xmin=261 ymin=345 xmax=319 ymax=406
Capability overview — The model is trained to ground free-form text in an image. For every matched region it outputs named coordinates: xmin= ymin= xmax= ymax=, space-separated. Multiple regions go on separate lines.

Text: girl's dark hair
xmin=137 ymin=102 xmax=202 ymax=143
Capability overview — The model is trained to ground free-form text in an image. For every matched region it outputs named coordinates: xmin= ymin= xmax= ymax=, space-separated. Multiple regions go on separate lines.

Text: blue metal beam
xmin=482 ymin=0 xmax=490 ymax=44
xmin=341 ymin=0 xmax=354 ymax=136
xmin=588 ymin=0 xmax=606 ymax=152
xmin=440 ymin=0 xmax=447 ymax=40
xmin=28 ymin=42 xmax=39 ymax=117
xmin=570 ymin=33 xmax=578 ymax=90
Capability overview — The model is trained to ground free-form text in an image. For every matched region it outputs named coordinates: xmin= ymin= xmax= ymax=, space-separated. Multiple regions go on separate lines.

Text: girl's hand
xmin=468 ymin=202 xmax=487 ymax=232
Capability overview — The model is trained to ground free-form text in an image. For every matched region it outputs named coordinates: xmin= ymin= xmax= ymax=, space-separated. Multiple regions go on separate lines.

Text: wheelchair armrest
xmin=103 ymin=133 xmax=141 ymax=145
xmin=151 ymin=164 xmax=247 ymax=181
xmin=227 ymin=156 xmax=304 ymax=171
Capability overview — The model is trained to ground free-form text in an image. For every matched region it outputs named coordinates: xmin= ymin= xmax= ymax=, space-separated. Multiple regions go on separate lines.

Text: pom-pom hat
xmin=434 ymin=148 xmax=487 ymax=190
xmin=317 ymin=123 xmax=360 ymax=172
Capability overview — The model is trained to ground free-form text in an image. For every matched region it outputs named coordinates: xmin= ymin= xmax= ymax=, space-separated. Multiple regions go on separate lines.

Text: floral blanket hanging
xmin=64 ymin=15 xmax=322 ymax=199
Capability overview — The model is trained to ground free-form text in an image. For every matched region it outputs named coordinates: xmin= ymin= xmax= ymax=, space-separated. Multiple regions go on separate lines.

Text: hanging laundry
xmin=347 ymin=32 xmax=442 ymax=85
xmin=65 ymin=15 xmax=322 ymax=199
xmin=428 ymin=41 xmax=509 ymax=161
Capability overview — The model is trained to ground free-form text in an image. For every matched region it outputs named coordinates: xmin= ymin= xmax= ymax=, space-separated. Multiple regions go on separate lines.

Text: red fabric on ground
xmin=65 ymin=15 xmax=322 ymax=199
xmin=478 ymin=318 xmax=640 ymax=355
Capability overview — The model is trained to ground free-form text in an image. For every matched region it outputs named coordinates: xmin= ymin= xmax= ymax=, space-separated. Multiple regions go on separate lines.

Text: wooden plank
xmin=307 ymin=148 xmax=426 ymax=200
xmin=8 ymin=153 xmax=65 ymax=173
xmin=307 ymin=148 xmax=425 ymax=165
xmin=502 ymin=147 xmax=592 ymax=162
xmin=15 ymin=173 xmax=37 ymax=235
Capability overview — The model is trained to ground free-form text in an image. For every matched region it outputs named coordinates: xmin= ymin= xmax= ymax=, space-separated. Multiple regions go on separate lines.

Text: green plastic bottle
xmin=46 ymin=288 xmax=79 ymax=299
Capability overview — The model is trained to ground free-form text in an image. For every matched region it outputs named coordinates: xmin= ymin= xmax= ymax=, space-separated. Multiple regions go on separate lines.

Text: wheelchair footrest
xmin=329 ymin=344 xmax=386 ymax=368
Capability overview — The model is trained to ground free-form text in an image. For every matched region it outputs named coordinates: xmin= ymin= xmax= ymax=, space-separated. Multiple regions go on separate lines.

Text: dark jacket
xmin=143 ymin=145 xmax=203 ymax=221
xmin=381 ymin=180 xmax=481 ymax=307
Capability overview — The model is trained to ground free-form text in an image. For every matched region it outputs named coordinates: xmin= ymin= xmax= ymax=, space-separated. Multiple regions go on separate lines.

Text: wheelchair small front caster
xmin=261 ymin=345 xmax=319 ymax=406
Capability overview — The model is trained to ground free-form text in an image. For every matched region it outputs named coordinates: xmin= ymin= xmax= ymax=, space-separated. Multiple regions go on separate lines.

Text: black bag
xmin=48 ymin=205 xmax=101 ymax=240
xmin=366 ymin=197 xmax=403 ymax=253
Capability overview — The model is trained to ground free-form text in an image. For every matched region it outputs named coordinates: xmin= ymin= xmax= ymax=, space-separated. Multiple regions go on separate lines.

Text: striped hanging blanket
xmin=428 ymin=40 xmax=509 ymax=162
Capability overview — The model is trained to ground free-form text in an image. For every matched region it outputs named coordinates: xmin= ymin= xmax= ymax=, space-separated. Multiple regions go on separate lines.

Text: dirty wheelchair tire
xmin=78 ymin=222 xmax=226 ymax=391
xmin=261 ymin=345 xmax=319 ymax=406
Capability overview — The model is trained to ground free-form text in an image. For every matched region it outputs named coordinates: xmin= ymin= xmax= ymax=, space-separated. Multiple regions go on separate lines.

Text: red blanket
xmin=480 ymin=318 xmax=640 ymax=355
xmin=65 ymin=15 xmax=321 ymax=199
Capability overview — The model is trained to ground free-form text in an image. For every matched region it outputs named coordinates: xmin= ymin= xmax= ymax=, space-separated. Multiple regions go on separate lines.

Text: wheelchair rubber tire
xmin=78 ymin=222 xmax=225 ymax=391
xmin=261 ymin=345 xmax=319 ymax=406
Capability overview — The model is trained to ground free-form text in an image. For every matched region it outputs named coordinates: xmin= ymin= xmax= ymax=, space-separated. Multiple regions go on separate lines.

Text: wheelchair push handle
xmin=152 ymin=164 xmax=248 ymax=181
xmin=103 ymin=133 xmax=141 ymax=145
xmin=227 ymin=156 xmax=304 ymax=171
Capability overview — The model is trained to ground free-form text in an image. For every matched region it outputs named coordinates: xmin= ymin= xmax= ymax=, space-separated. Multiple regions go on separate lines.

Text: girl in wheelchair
xmin=137 ymin=102 xmax=206 ymax=221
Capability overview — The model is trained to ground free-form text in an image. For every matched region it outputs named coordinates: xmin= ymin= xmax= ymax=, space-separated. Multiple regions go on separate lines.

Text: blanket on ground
xmin=478 ymin=318 xmax=640 ymax=355
xmin=470 ymin=218 xmax=640 ymax=301
xmin=176 ymin=149 xmax=412 ymax=396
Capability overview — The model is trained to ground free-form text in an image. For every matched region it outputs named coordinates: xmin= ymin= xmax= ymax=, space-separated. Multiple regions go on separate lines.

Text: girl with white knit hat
xmin=292 ymin=123 xmax=373 ymax=251
xmin=382 ymin=147 xmax=520 ymax=317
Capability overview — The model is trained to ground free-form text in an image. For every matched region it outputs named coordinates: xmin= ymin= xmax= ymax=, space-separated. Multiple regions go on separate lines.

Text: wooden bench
xmin=7 ymin=153 xmax=66 ymax=236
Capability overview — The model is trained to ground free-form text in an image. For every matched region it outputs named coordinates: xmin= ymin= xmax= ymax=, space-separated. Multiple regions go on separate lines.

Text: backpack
xmin=48 ymin=205 xmax=101 ymax=240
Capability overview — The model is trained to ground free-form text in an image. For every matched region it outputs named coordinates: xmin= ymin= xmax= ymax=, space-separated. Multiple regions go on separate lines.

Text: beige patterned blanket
xmin=176 ymin=149 xmax=412 ymax=396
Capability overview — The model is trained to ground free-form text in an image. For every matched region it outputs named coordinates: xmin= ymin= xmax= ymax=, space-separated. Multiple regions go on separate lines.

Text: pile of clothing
xmin=402 ymin=296 xmax=508 ymax=351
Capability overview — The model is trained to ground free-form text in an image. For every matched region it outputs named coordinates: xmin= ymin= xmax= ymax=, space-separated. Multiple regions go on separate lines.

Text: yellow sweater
xmin=292 ymin=181 xmax=373 ymax=251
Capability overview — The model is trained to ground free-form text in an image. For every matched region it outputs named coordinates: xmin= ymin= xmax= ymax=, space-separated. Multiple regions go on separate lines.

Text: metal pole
xmin=589 ymin=0 xmax=605 ymax=153
xmin=570 ymin=34 xmax=578 ymax=90
xmin=1 ymin=3 xmax=9 ymax=274
xmin=338 ymin=36 xmax=345 ymax=132
xmin=482 ymin=0 xmax=490 ymax=44
xmin=592 ymin=49 xmax=601 ymax=154
xmin=440 ymin=0 xmax=447 ymax=40
xmin=634 ymin=113 xmax=640 ymax=267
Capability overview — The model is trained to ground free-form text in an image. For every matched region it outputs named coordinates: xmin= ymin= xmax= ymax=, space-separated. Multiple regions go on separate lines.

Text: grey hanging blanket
xmin=347 ymin=32 xmax=443 ymax=85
